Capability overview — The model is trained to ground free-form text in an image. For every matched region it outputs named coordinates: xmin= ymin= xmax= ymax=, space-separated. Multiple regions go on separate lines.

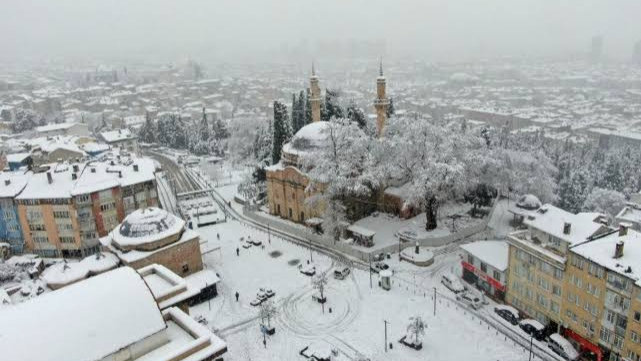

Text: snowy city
xmin=2 ymin=1 xmax=641 ymax=361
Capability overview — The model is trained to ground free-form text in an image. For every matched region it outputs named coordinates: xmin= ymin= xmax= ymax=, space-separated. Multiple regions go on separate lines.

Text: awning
xmin=563 ymin=327 xmax=602 ymax=361
xmin=305 ymin=218 xmax=324 ymax=226
xmin=347 ymin=225 xmax=376 ymax=238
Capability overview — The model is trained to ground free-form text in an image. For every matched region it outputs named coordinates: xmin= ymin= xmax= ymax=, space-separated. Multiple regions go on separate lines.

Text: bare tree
xmin=259 ymin=300 xmax=277 ymax=330
xmin=406 ymin=316 xmax=427 ymax=346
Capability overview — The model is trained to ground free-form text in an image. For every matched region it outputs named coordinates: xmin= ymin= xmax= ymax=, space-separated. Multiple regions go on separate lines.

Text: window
xmin=3 ymin=210 xmax=14 ymax=220
xmin=552 ymin=285 xmax=562 ymax=297
xmin=632 ymin=331 xmax=639 ymax=343
xmin=480 ymin=262 xmax=487 ymax=273
xmin=600 ymin=327 xmax=612 ymax=343
xmin=493 ymin=270 xmax=501 ymax=280
xmin=538 ymin=277 xmax=550 ymax=291
xmin=76 ymin=194 xmax=90 ymax=203
xmin=100 ymin=202 xmax=116 ymax=212
xmin=635 ymin=311 xmax=641 ymax=322
xmin=468 ymin=255 xmax=474 ymax=265
xmin=537 ymin=294 xmax=548 ymax=307
xmin=607 ymin=310 xmax=616 ymax=324
xmin=99 ymin=189 xmax=113 ymax=200
xmin=551 ymin=301 xmax=560 ymax=314
xmin=181 ymin=263 xmax=189 ymax=274
xmin=288 ymin=208 xmax=292 ymax=218
xmin=553 ymin=268 xmax=563 ymax=280
xmin=614 ymin=335 xmax=624 ymax=349
xmin=53 ymin=211 xmax=70 ymax=219
xmin=29 ymin=224 xmax=46 ymax=231
xmin=60 ymin=237 xmax=75 ymax=244
xmin=8 ymin=223 xmax=19 ymax=232
xmin=33 ymin=236 xmax=48 ymax=244
xmin=57 ymin=223 xmax=73 ymax=232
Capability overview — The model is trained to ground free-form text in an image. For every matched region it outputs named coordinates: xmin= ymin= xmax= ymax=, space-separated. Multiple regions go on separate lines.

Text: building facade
xmin=460 ymin=241 xmax=509 ymax=301
xmin=506 ymin=205 xmax=608 ymax=332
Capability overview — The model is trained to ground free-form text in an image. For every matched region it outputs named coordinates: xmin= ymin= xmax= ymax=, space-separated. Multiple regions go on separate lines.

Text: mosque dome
xmin=281 ymin=122 xmax=330 ymax=165
xmin=112 ymin=207 xmax=186 ymax=252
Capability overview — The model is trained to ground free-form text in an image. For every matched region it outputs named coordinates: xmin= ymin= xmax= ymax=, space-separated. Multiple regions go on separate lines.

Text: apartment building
xmin=14 ymin=156 xmax=158 ymax=257
xmin=507 ymin=204 xmax=609 ymax=333
xmin=562 ymin=226 xmax=641 ymax=361
xmin=0 ymin=172 xmax=31 ymax=254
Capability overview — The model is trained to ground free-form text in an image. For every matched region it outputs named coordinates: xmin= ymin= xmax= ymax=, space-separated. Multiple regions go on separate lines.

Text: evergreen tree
xmin=557 ymin=170 xmax=589 ymax=213
xmin=200 ymin=108 xmax=210 ymax=142
xmin=323 ymin=88 xmax=343 ymax=121
xmin=138 ymin=111 xmax=157 ymax=143
xmin=291 ymin=93 xmax=300 ymax=133
xmin=386 ymin=97 xmax=395 ymax=118
xmin=295 ymin=90 xmax=306 ymax=131
xmin=346 ymin=102 xmax=367 ymax=129
xmin=271 ymin=101 xmax=291 ymax=164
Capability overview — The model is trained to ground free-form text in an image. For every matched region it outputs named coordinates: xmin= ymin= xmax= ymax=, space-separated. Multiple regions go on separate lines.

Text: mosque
xmin=265 ymin=62 xmax=414 ymax=227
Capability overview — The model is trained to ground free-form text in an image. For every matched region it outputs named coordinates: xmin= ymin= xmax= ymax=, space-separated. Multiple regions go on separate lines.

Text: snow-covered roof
xmin=100 ymin=128 xmax=136 ymax=143
xmin=6 ymin=152 xmax=30 ymax=163
xmin=113 ymin=207 xmax=186 ymax=249
xmin=0 ymin=267 xmax=167 ymax=361
xmin=41 ymin=253 xmax=120 ymax=289
xmin=282 ymin=121 xmax=330 ymax=156
xmin=0 ymin=171 xmax=31 ymax=198
xmin=16 ymin=164 xmax=77 ymax=200
xmin=460 ymin=241 xmax=509 ymax=272
xmin=571 ymin=228 xmax=641 ymax=286
xmin=524 ymin=204 xmax=605 ymax=246
xmin=35 ymin=122 xmax=85 ymax=133
xmin=138 ymin=264 xmax=199 ymax=310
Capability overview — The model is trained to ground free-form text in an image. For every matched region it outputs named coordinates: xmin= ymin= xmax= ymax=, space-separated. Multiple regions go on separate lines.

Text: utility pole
xmin=268 ymin=223 xmax=271 ymax=244
xmin=369 ymin=254 xmax=373 ymax=289
xmin=384 ymin=320 xmax=389 ymax=352
xmin=307 ymin=227 xmax=313 ymax=262
xmin=528 ymin=334 xmax=533 ymax=361
xmin=433 ymin=287 xmax=437 ymax=316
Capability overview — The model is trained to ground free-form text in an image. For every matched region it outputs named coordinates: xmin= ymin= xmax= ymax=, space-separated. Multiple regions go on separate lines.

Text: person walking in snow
xmin=235 ymin=291 xmax=239 ymax=302
xmin=236 ymin=247 xmax=239 ymax=256
xmin=217 ymin=233 xmax=220 ymax=240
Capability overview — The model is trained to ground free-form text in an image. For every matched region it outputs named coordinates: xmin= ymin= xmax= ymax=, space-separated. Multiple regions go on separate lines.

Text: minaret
xmin=374 ymin=59 xmax=389 ymax=136
xmin=310 ymin=62 xmax=321 ymax=122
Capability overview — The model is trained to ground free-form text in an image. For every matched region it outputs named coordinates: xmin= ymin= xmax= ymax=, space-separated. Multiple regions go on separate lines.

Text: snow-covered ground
xmin=191 ymin=219 xmax=537 ymax=361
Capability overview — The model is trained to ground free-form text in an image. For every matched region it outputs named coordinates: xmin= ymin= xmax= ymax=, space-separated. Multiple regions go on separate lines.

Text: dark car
xmin=370 ymin=262 xmax=389 ymax=274
xmin=519 ymin=319 xmax=546 ymax=340
xmin=494 ymin=305 xmax=520 ymax=325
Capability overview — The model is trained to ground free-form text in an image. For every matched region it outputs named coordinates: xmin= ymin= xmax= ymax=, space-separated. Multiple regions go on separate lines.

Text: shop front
xmin=461 ymin=261 xmax=506 ymax=301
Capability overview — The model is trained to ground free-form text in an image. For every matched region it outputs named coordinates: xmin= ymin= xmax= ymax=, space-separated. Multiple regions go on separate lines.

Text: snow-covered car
xmin=250 ymin=298 xmax=264 ymax=307
xmin=264 ymin=289 xmax=275 ymax=298
xmin=300 ymin=264 xmax=316 ymax=276
xmin=250 ymin=238 xmax=262 ymax=246
xmin=519 ymin=319 xmax=546 ymax=340
xmin=494 ymin=305 xmax=520 ymax=325
xmin=242 ymin=241 xmax=252 ymax=249
xmin=300 ymin=342 xmax=333 ymax=361
xmin=441 ymin=273 xmax=466 ymax=294
xmin=257 ymin=291 xmax=267 ymax=301
xmin=370 ymin=262 xmax=389 ymax=274
xmin=456 ymin=292 xmax=481 ymax=309
xmin=333 ymin=267 xmax=350 ymax=280
xmin=372 ymin=253 xmax=386 ymax=262
xmin=548 ymin=333 xmax=579 ymax=361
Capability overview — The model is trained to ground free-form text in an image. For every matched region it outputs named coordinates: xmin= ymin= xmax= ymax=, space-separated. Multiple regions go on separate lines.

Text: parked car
xmin=250 ymin=238 xmax=262 ymax=246
xmin=441 ymin=273 xmax=466 ymax=294
xmin=333 ymin=267 xmax=350 ymax=280
xmin=456 ymin=292 xmax=482 ymax=309
xmin=370 ymin=262 xmax=389 ymax=274
xmin=242 ymin=241 xmax=252 ymax=249
xmin=519 ymin=319 xmax=546 ymax=341
xmin=263 ymin=288 xmax=275 ymax=298
xmin=494 ymin=305 xmax=520 ymax=325
xmin=300 ymin=264 xmax=316 ymax=276
xmin=250 ymin=298 xmax=263 ymax=307
xmin=548 ymin=333 xmax=579 ymax=361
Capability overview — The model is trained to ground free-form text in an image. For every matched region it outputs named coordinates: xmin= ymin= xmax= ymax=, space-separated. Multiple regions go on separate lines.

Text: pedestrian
xmin=235 ymin=291 xmax=239 ymax=302
xmin=217 ymin=233 xmax=220 ymax=240
xmin=236 ymin=247 xmax=239 ymax=256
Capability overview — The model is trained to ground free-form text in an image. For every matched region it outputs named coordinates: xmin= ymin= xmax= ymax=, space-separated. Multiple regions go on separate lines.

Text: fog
xmin=1 ymin=0 xmax=640 ymax=63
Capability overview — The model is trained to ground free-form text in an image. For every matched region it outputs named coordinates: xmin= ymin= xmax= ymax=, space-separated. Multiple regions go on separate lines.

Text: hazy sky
xmin=2 ymin=0 xmax=640 ymax=63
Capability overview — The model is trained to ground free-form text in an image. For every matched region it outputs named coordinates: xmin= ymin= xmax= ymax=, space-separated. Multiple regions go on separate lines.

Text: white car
xmin=456 ymin=292 xmax=482 ymax=309
xmin=441 ymin=273 xmax=466 ymax=294
xmin=548 ymin=333 xmax=579 ymax=361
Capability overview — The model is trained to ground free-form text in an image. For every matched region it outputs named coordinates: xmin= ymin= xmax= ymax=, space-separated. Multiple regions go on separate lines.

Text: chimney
xmin=619 ymin=223 xmax=629 ymax=237
xmin=72 ymin=173 xmax=77 ymax=180
xmin=72 ymin=164 xmax=79 ymax=172
xmin=563 ymin=222 xmax=572 ymax=235
xmin=46 ymin=171 xmax=53 ymax=184
xmin=615 ymin=241 xmax=625 ymax=259
xmin=133 ymin=164 xmax=139 ymax=172
xmin=4 ymin=179 xmax=10 ymax=186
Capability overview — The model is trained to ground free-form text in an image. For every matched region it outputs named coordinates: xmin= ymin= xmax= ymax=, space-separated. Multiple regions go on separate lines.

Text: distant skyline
xmin=1 ymin=0 xmax=641 ymax=64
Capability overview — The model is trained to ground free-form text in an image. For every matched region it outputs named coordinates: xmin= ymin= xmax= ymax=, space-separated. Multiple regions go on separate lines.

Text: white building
xmin=35 ymin=122 xmax=90 ymax=137
xmin=460 ymin=241 xmax=509 ymax=300
xmin=0 ymin=267 xmax=227 ymax=361
xmin=100 ymin=129 xmax=139 ymax=154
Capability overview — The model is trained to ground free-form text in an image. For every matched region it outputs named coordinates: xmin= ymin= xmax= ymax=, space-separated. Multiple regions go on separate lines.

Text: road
xmin=145 ymin=151 xmax=200 ymax=194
